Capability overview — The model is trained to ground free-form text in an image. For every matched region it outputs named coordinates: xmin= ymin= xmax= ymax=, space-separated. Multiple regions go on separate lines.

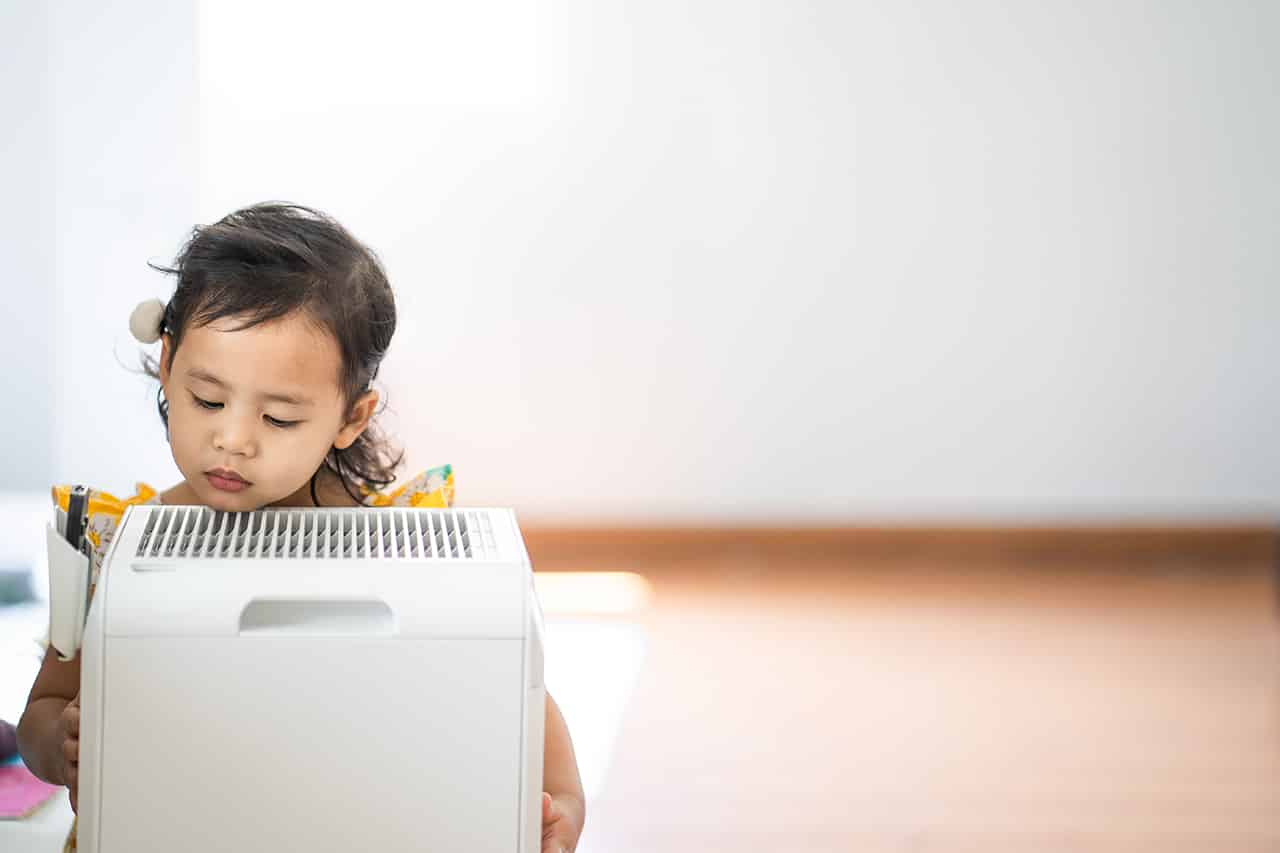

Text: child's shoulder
xmin=360 ymin=464 xmax=455 ymax=509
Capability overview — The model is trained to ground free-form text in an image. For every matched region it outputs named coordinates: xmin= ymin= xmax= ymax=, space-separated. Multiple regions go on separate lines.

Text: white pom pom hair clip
xmin=129 ymin=298 xmax=167 ymax=344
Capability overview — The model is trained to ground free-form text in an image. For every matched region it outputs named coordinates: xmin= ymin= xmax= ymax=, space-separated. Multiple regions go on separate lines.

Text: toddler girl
xmin=16 ymin=202 xmax=585 ymax=852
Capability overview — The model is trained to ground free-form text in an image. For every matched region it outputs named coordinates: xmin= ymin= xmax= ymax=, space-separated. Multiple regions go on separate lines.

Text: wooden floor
xmin=537 ymin=545 xmax=1280 ymax=852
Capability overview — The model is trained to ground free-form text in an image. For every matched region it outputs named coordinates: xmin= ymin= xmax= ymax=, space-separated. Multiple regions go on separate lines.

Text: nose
xmin=212 ymin=413 xmax=257 ymax=457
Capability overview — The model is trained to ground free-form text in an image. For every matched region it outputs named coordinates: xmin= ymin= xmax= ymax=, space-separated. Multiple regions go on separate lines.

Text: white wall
xmin=0 ymin=1 xmax=54 ymax=492
xmin=0 ymin=2 xmax=192 ymax=601
xmin=196 ymin=0 xmax=1280 ymax=523
xmin=5 ymin=2 xmax=1277 ymax=524
xmin=46 ymin=1 xmax=196 ymax=494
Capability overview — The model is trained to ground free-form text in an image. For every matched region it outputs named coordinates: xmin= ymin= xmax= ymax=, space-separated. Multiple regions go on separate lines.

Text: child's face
xmin=158 ymin=312 xmax=377 ymax=511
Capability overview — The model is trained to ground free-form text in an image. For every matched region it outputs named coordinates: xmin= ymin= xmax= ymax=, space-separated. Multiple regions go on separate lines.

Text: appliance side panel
xmin=77 ymin=561 xmax=109 ymax=851
xmin=521 ymin=683 xmax=546 ymax=853
xmin=520 ymin=578 xmax=547 ymax=853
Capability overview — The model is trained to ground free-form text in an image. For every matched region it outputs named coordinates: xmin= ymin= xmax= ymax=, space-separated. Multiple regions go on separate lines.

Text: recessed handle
xmin=238 ymin=598 xmax=396 ymax=636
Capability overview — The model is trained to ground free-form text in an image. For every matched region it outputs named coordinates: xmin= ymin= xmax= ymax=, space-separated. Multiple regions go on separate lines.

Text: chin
xmin=199 ymin=483 xmax=260 ymax=513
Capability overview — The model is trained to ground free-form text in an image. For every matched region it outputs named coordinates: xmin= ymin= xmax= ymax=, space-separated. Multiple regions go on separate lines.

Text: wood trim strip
xmin=522 ymin=524 xmax=1279 ymax=563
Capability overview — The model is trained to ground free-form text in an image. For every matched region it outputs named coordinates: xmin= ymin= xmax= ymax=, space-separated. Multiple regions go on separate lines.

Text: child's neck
xmin=274 ymin=467 xmax=364 ymax=508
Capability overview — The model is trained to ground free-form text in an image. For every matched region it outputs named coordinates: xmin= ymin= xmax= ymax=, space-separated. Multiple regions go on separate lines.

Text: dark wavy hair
xmin=141 ymin=202 xmax=404 ymax=506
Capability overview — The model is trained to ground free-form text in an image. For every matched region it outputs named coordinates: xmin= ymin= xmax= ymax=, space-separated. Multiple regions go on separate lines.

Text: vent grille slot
xmin=135 ymin=508 xmax=497 ymax=560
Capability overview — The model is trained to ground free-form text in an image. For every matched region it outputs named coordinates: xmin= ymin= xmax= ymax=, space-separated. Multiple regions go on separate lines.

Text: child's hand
xmin=57 ymin=694 xmax=80 ymax=813
xmin=541 ymin=791 xmax=580 ymax=853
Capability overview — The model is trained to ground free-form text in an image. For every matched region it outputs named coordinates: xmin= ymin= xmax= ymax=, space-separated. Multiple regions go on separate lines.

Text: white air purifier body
xmin=71 ymin=505 xmax=545 ymax=852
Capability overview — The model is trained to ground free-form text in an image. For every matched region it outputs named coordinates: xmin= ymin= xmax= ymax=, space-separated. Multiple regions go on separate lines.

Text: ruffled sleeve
xmin=50 ymin=482 xmax=161 ymax=593
xmin=360 ymin=464 xmax=454 ymax=509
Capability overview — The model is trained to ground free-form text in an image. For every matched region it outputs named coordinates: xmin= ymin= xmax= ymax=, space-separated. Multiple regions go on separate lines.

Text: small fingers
xmin=62 ymin=736 xmax=78 ymax=765
xmin=542 ymin=792 xmax=562 ymax=824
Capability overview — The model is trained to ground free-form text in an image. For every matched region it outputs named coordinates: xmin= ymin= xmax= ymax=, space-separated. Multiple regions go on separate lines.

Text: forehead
xmin=175 ymin=313 xmax=343 ymax=398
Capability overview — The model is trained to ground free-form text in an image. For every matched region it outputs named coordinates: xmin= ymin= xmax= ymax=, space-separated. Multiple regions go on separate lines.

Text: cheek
xmin=167 ymin=406 xmax=199 ymax=456
xmin=165 ymin=401 xmax=185 ymax=440
xmin=274 ymin=424 xmax=337 ymax=463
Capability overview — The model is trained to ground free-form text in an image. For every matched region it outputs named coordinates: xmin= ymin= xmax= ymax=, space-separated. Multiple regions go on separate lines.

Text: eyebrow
xmin=186 ymin=368 xmax=315 ymax=407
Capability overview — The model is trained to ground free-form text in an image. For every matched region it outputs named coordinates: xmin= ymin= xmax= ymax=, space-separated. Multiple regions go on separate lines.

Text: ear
xmin=334 ymin=389 xmax=379 ymax=450
xmin=158 ymin=334 xmax=173 ymax=384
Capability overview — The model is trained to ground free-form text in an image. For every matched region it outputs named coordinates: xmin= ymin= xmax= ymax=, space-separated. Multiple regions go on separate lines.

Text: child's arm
xmin=541 ymin=690 xmax=585 ymax=852
xmin=17 ymin=647 xmax=82 ymax=791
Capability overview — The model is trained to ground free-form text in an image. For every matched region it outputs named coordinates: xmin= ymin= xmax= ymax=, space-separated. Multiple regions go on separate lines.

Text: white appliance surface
xmin=74 ymin=505 xmax=545 ymax=853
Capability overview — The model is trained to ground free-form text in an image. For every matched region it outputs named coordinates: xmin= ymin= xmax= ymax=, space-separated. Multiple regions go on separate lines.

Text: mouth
xmin=206 ymin=468 xmax=251 ymax=492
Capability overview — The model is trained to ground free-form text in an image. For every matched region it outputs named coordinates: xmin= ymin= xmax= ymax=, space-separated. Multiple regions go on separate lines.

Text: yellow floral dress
xmin=49 ymin=464 xmax=453 ymax=852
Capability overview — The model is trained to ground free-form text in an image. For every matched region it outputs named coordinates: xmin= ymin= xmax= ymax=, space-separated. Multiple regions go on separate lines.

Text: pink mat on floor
xmin=0 ymin=759 xmax=60 ymax=819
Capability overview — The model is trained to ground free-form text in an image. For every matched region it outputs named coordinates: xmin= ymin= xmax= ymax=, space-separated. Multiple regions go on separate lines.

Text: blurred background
xmin=1 ymin=1 xmax=1278 ymax=850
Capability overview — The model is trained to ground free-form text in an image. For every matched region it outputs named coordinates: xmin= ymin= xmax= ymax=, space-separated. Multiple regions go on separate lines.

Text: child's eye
xmin=265 ymin=415 xmax=301 ymax=429
xmin=192 ymin=394 xmax=223 ymax=411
